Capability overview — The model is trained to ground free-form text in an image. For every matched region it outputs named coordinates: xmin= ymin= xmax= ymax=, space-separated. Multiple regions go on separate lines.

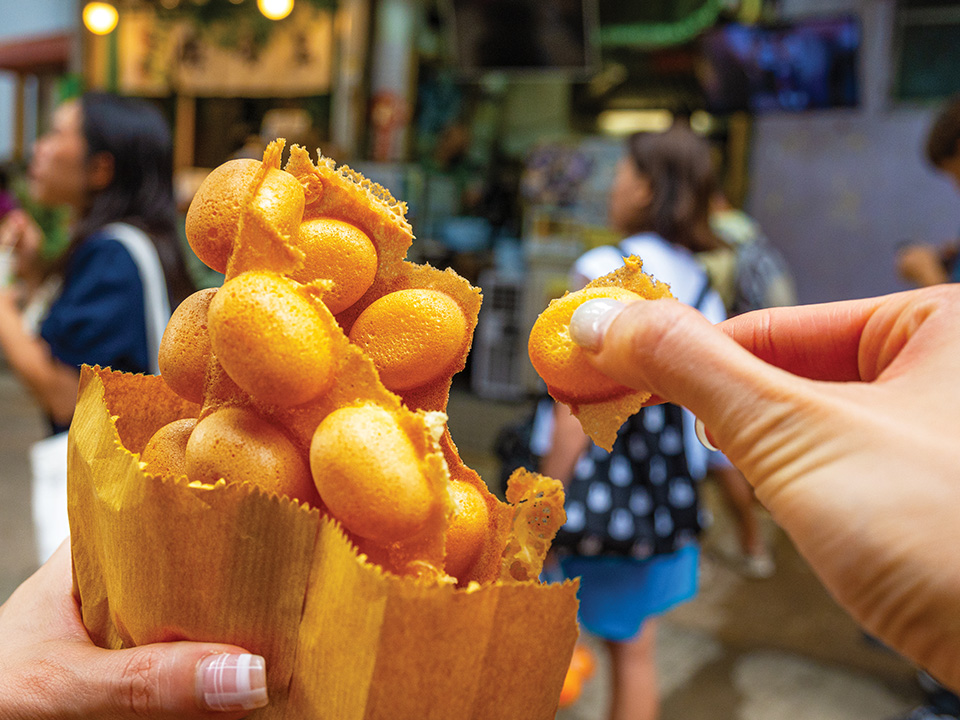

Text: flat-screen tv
xmin=700 ymin=17 xmax=860 ymax=113
xmin=447 ymin=0 xmax=598 ymax=77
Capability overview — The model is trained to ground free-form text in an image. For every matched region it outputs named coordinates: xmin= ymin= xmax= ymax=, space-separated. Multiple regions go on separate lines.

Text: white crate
xmin=471 ymin=271 xmax=528 ymax=401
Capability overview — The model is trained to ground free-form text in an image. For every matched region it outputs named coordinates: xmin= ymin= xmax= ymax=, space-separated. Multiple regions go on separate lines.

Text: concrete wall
xmin=746 ymin=0 xmax=960 ymax=303
xmin=0 ymin=0 xmax=78 ymax=161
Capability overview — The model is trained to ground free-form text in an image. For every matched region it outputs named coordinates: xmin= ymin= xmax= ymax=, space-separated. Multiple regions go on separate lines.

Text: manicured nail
xmin=695 ymin=418 xmax=719 ymax=452
xmin=570 ymin=298 xmax=626 ymax=352
xmin=197 ymin=653 xmax=268 ymax=712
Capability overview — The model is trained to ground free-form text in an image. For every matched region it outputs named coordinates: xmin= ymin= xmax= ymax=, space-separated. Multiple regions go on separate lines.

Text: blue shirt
xmin=40 ymin=231 xmax=149 ymax=432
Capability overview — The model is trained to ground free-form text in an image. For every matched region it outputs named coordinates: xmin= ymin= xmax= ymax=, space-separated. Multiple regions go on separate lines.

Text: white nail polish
xmin=570 ymin=298 xmax=626 ymax=351
xmin=695 ymin=417 xmax=719 ymax=452
xmin=198 ymin=653 xmax=268 ymax=712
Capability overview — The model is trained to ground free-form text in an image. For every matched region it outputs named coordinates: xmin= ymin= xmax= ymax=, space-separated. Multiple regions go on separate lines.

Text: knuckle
xmin=116 ymin=649 xmax=165 ymax=716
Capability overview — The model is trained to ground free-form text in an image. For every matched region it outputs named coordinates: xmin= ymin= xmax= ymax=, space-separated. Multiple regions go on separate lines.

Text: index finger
xmin=717 ymin=297 xmax=888 ymax=382
xmin=587 ymin=299 xmax=799 ymax=424
xmin=631 ymin=298 xmax=882 ymax=410
xmin=585 ymin=290 xmax=949 ymax=427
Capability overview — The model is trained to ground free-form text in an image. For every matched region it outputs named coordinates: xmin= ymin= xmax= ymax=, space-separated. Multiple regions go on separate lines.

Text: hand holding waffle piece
xmin=549 ymin=281 xmax=960 ymax=693
xmin=528 ymin=256 xmax=674 ymax=450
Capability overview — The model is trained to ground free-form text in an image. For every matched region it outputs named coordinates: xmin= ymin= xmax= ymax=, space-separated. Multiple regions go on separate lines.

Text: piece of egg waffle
xmin=528 ymin=256 xmax=674 ymax=451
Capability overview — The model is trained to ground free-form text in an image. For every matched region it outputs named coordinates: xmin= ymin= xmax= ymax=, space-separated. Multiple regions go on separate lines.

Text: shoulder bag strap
xmin=102 ymin=223 xmax=171 ymax=375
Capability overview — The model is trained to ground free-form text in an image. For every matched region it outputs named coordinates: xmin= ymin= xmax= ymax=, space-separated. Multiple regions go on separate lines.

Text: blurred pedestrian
xmin=0 ymin=165 xmax=20 ymax=287
xmin=543 ymin=125 xmax=726 ymax=720
xmin=0 ymin=165 xmax=17 ymax=223
xmin=704 ymin=191 xmax=797 ymax=314
xmin=0 ymin=92 xmax=194 ymax=563
xmin=897 ymin=95 xmax=960 ymax=288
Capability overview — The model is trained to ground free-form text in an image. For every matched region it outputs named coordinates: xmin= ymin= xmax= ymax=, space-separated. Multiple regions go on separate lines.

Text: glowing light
xmin=690 ymin=110 xmax=716 ymax=135
xmin=257 ymin=0 xmax=293 ymax=20
xmin=597 ymin=109 xmax=673 ymax=136
xmin=83 ymin=2 xmax=119 ymax=35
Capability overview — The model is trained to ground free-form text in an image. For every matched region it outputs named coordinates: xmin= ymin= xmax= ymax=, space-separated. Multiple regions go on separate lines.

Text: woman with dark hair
xmin=542 ymin=125 xmax=727 ymax=720
xmin=0 ymin=92 xmax=193 ymax=432
xmin=898 ymin=95 xmax=960 ymax=289
xmin=69 ymin=92 xmax=195 ymax=308
xmin=0 ymin=92 xmax=194 ymax=561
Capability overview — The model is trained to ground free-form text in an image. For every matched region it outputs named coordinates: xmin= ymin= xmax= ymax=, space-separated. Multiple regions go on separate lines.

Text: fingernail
xmin=197 ymin=653 xmax=268 ymax=712
xmin=695 ymin=417 xmax=719 ymax=452
xmin=570 ymin=298 xmax=626 ymax=352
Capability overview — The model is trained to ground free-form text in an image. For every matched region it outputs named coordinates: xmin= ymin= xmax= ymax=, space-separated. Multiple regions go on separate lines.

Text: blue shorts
xmin=560 ymin=546 xmax=700 ymax=642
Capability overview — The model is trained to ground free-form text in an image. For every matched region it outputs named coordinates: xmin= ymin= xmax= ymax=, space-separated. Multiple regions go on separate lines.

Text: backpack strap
xmin=691 ymin=275 xmax=712 ymax=312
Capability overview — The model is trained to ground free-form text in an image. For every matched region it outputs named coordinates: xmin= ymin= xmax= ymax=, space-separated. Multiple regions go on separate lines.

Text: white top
xmin=572 ymin=232 xmax=726 ymax=322
xmin=570 ymin=232 xmax=728 ymax=478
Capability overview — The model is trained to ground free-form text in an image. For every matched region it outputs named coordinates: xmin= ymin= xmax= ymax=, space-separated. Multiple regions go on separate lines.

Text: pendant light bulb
xmin=258 ymin=0 xmax=294 ymax=21
xmin=83 ymin=2 xmax=120 ymax=35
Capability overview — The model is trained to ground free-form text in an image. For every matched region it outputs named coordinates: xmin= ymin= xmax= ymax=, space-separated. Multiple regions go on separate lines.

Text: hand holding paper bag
xmin=0 ymin=542 xmax=268 ymax=719
xmin=68 ymin=143 xmax=579 ymax=719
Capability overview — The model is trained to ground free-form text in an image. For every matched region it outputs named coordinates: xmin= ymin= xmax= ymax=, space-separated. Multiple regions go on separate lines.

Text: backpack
xmin=551 ymin=275 xmax=711 ymax=560
xmin=729 ymin=234 xmax=797 ymax=316
xmin=551 ymin=402 xmax=702 ymax=560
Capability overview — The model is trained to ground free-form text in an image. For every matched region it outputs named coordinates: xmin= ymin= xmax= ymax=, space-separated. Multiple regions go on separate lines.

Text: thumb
xmin=73 ymin=643 xmax=268 ymax=719
xmin=570 ymin=298 xmax=805 ymax=457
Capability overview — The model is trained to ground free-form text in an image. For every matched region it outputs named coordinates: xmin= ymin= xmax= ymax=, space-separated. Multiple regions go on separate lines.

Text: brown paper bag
xmin=69 ymin=366 xmax=579 ymax=719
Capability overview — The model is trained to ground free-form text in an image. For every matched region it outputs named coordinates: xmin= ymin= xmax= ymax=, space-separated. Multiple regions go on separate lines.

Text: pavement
xmin=0 ymin=369 xmax=926 ymax=719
